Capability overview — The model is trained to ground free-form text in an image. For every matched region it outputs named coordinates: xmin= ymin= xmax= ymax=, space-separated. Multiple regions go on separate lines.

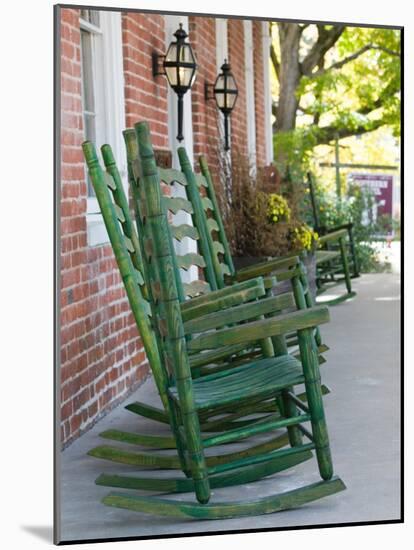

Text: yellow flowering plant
xmin=266 ymin=193 xmax=291 ymax=223
xmin=291 ymin=223 xmax=319 ymax=252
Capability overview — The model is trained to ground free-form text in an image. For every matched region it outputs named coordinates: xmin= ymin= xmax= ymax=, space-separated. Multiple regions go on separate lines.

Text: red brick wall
xmin=60 ymin=8 xmax=149 ymax=448
xmin=59 ymin=10 xmax=271 ymax=447
xmin=122 ymin=13 xmax=169 ymax=146
xmin=253 ymin=21 xmax=267 ymax=167
xmin=227 ymin=19 xmax=248 ymax=157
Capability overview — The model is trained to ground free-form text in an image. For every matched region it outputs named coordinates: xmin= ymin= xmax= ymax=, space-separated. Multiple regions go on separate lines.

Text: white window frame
xmin=215 ymin=18 xmax=228 ymax=71
xmin=80 ymin=11 xmax=126 ymax=246
xmin=262 ymin=21 xmax=274 ymax=164
xmin=215 ymin=18 xmax=232 ymax=156
xmin=243 ymin=20 xmax=257 ymax=171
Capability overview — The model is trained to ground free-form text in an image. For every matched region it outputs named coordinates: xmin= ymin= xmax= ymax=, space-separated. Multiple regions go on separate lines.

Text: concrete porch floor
xmin=58 ymin=273 xmax=401 ymax=543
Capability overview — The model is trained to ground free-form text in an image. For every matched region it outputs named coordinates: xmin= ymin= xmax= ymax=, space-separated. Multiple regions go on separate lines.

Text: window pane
xmin=89 ymin=10 xmax=100 ymax=27
xmin=80 ymin=9 xmax=100 ymax=27
xmin=84 ymin=113 xmax=96 ymax=142
xmin=80 ymin=28 xmax=97 ymax=198
xmin=80 ymin=30 xmax=95 ymax=113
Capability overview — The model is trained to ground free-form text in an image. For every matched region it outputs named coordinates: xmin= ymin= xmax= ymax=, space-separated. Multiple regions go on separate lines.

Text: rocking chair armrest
xmin=183 ymin=292 xmax=295 ymax=335
xmin=180 ymin=277 xmax=266 ymax=322
xmin=233 ymin=255 xmax=300 ymax=282
xmin=325 ymin=222 xmax=353 ymax=233
xmin=318 ymin=228 xmax=348 ymax=245
xmin=186 ymin=306 xmax=330 ymax=352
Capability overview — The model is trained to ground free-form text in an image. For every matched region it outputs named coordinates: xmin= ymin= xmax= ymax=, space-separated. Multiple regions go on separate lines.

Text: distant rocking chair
xmin=307 ymin=172 xmax=358 ymax=304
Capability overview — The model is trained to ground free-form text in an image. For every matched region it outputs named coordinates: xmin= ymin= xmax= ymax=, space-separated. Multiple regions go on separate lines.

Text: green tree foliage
xmin=304 ymin=180 xmax=393 ymax=272
xmin=271 ymin=23 xmax=401 ymax=170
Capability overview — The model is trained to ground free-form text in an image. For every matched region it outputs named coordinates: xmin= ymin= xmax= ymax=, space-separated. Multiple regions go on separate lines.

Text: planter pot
xmin=233 ymin=252 xmax=317 ymax=303
xmin=301 ymin=251 xmax=317 ymax=303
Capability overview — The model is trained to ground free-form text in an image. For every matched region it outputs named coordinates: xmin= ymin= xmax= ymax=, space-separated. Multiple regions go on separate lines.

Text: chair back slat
xmin=195 ymin=173 xmax=208 ymax=188
xmin=123 ymin=130 xmax=186 ymax=304
xmin=178 ymin=151 xmax=233 ymax=289
xmin=199 ymin=156 xmax=236 ymax=278
xmin=159 ymin=167 xmax=188 ymax=187
xmin=307 ymin=172 xmax=321 ymax=231
xmin=101 ymin=145 xmax=148 ymax=293
xmin=183 ymin=280 xmax=211 ymax=298
xmin=176 ymin=252 xmax=206 ymax=270
xmin=163 ymin=196 xmax=194 ymax=215
xmin=171 ymin=224 xmax=199 ymax=241
xmin=124 ymin=129 xmax=214 ymax=300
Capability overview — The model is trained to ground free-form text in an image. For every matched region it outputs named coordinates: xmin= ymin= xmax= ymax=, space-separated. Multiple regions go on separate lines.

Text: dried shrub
xmin=212 ymin=150 xmax=314 ymax=258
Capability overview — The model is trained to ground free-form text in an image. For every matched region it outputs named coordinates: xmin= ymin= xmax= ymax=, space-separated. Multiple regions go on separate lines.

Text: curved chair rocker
xmin=81 ymin=122 xmax=345 ymax=519
xmin=307 ymin=172 xmax=358 ymax=305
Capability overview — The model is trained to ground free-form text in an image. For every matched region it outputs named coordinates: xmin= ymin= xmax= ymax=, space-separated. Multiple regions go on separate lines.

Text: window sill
xmin=87 ymin=213 xmax=109 ymax=247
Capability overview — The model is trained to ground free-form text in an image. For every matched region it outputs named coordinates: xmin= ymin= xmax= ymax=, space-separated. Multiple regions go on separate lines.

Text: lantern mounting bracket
xmin=152 ymin=52 xmax=166 ymax=78
xmin=204 ymin=82 xmax=215 ymax=101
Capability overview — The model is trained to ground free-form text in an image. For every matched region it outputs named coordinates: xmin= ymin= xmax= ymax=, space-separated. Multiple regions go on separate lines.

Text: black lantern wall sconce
xmin=152 ymin=24 xmax=197 ymax=142
xmin=205 ymin=59 xmax=239 ymax=151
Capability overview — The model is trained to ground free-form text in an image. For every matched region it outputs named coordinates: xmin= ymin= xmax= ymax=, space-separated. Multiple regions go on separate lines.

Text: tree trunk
xmin=276 ymin=23 xmax=302 ymax=132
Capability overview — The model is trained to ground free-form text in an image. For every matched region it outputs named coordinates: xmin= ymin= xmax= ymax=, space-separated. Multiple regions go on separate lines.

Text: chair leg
xmin=347 ymin=226 xmax=360 ymax=278
xmin=183 ymin=408 xmax=211 ymax=504
xmin=168 ymin=399 xmax=191 ymax=476
xmin=299 ymin=262 xmax=322 ymax=347
xmin=297 ymin=328 xmax=333 ymax=481
xmin=281 ymin=387 xmax=303 ymax=447
xmin=292 ymin=270 xmax=307 ymax=311
xmin=339 ymin=237 xmax=352 ymax=294
xmin=264 ymin=287 xmax=289 ymax=356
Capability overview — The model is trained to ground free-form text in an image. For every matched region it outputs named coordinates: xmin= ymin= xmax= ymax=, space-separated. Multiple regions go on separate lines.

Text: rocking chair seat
xmin=315 ymin=250 xmax=341 ymax=265
xmin=168 ymin=355 xmax=304 ymax=410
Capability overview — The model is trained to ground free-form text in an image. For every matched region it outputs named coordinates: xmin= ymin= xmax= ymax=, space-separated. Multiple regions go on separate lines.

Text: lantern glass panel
xmin=177 ymin=65 xmax=194 ymax=87
xmin=226 ymin=74 xmax=237 ymax=93
xmin=165 ymin=43 xmax=178 ymax=86
xmin=179 ymin=44 xmax=195 ymax=64
xmin=165 ymin=65 xmax=178 ymax=87
xmin=226 ymin=91 xmax=238 ymax=109
xmin=214 ymin=91 xmax=226 ymax=109
xmin=165 ymin=42 xmax=178 ymax=62
xmin=214 ymin=74 xmax=226 ymax=91
xmin=189 ymin=68 xmax=197 ymax=87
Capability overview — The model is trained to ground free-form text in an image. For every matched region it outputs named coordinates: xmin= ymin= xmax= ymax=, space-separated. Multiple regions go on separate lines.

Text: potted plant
xmin=214 ymin=152 xmax=319 ymax=298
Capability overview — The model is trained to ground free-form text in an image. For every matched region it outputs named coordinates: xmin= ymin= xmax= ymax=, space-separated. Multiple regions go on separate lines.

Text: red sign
xmin=348 ymin=173 xmax=393 ymax=235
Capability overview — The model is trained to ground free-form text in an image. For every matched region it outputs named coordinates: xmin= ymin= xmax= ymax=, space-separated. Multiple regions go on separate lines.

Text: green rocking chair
xmin=83 ymin=139 xmax=321 ymax=465
xmin=82 ymin=141 xmax=312 ymax=479
xmin=81 ymin=121 xmax=345 ymax=519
